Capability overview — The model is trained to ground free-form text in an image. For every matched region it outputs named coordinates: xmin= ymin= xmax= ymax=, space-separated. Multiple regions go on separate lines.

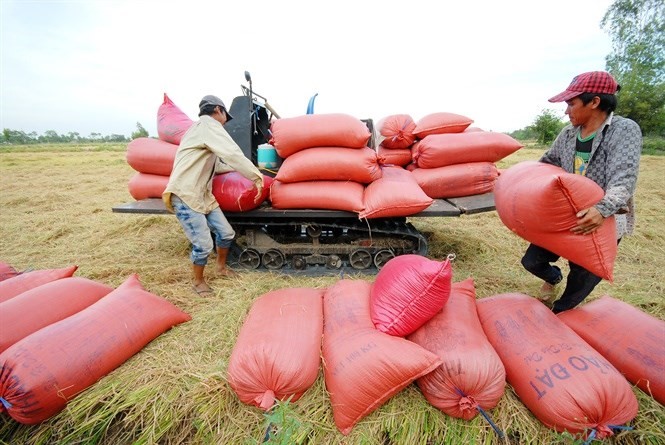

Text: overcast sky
xmin=0 ymin=0 xmax=613 ymax=137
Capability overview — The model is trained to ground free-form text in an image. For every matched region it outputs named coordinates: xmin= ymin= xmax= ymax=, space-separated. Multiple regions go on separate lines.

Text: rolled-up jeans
xmin=171 ymin=195 xmax=235 ymax=266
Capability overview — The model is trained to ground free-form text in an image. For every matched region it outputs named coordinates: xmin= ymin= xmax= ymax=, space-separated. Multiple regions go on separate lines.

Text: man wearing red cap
xmin=163 ymin=95 xmax=264 ymax=296
xmin=521 ymin=71 xmax=642 ymax=313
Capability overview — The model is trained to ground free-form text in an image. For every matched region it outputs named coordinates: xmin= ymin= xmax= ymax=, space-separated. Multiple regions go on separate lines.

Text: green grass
xmin=0 ymin=142 xmax=127 ymax=153
xmin=0 ymin=145 xmax=663 ymax=444
xmin=641 ymin=136 xmax=665 ymax=155
xmin=517 ymin=135 xmax=665 ymax=156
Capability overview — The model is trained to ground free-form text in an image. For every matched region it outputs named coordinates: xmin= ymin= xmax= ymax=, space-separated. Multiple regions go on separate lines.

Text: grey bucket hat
xmin=199 ymin=95 xmax=234 ymax=121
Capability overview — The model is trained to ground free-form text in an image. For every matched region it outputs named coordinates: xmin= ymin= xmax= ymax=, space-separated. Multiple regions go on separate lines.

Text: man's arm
xmin=205 ymin=122 xmax=264 ymax=200
xmin=594 ymin=118 xmax=642 ymax=218
xmin=572 ymin=118 xmax=642 ymax=234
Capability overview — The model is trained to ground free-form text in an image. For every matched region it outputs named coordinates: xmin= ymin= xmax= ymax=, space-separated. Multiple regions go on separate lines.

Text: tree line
xmin=514 ymin=0 xmax=664 ymax=145
xmin=1 ymin=123 xmax=149 ymax=145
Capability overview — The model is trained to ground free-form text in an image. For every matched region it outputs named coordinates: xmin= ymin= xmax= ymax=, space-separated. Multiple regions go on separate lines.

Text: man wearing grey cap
xmin=163 ymin=94 xmax=263 ymax=296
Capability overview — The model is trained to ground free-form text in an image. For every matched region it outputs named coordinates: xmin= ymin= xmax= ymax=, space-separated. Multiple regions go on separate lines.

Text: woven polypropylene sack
xmin=558 ymin=295 xmax=665 ymax=405
xmin=377 ymin=145 xmax=412 ymax=167
xmin=128 ymin=172 xmax=170 ymax=200
xmin=126 ymin=137 xmax=178 ymax=176
xmin=0 ymin=277 xmax=113 ymax=354
xmin=269 ymin=114 xmax=371 ymax=158
xmin=228 ymin=287 xmax=324 ymax=410
xmin=376 ymin=114 xmax=416 ymax=149
xmin=408 ymin=278 xmax=506 ymax=419
xmin=0 ymin=262 xmax=18 ymax=282
xmin=413 ymin=112 xmax=473 ymax=138
xmin=212 ymin=172 xmax=273 ymax=212
xmin=157 ymin=93 xmax=193 ymax=145
xmin=494 ymin=161 xmax=617 ymax=281
xmin=476 ymin=293 xmax=638 ymax=440
xmin=275 ymin=146 xmax=382 ymax=184
xmin=322 ymin=279 xmax=441 ymax=435
xmin=0 ymin=274 xmax=191 ymax=424
xmin=370 ymin=254 xmax=452 ymax=337
xmin=412 ymin=132 xmax=523 ymax=168
xmin=411 ymin=162 xmax=498 ymax=199
xmin=270 ymin=180 xmax=365 ymax=213
xmin=359 ymin=166 xmax=432 ymax=219
xmin=0 ymin=266 xmax=78 ymax=304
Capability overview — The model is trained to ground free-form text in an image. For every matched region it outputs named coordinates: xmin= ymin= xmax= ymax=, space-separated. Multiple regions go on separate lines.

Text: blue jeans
xmin=521 ymin=240 xmax=620 ymax=313
xmin=171 ymin=195 xmax=235 ymax=266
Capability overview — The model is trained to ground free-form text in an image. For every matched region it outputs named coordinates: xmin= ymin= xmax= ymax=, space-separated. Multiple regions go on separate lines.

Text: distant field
xmin=0 ymin=145 xmax=663 ymax=444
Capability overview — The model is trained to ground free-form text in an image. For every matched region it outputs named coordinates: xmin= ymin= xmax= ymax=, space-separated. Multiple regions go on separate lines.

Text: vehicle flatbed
xmin=112 ymin=193 xmax=495 ymax=275
xmin=112 ymin=74 xmax=499 ymax=274
xmin=111 ymin=192 xmax=495 ymax=219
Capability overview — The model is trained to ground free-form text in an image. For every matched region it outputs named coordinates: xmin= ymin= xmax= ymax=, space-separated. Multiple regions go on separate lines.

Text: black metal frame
xmin=222 ymin=96 xmax=272 ymax=165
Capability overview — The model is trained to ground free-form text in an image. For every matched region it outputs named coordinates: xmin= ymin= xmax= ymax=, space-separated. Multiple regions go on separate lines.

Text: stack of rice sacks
xmin=125 ymin=93 xmax=192 ymax=200
xmin=374 ymin=114 xmax=418 ymax=167
xmin=0 ymin=260 xmax=191 ymax=424
xmin=125 ymin=95 xmax=271 ymax=211
xmin=227 ymin=254 xmax=508 ymax=436
xmin=404 ymin=112 xmax=523 ymax=199
xmin=269 ymin=113 xmax=377 ymax=213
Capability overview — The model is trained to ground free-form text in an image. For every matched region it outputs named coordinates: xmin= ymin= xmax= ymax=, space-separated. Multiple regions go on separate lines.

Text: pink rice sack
xmin=157 ymin=93 xmax=193 ymax=145
xmin=370 ymin=254 xmax=453 ymax=337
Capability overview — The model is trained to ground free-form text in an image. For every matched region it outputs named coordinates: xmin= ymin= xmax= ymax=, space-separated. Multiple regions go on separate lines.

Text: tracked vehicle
xmin=113 ymin=72 xmax=495 ymax=275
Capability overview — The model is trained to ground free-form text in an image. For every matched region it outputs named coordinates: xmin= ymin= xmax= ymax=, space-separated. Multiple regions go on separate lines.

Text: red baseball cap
xmin=548 ymin=71 xmax=619 ymax=103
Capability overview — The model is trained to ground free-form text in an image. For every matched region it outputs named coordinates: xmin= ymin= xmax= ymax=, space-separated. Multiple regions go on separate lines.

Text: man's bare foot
xmin=538 ymin=281 xmax=557 ymax=303
xmin=217 ymin=267 xmax=239 ymax=278
xmin=192 ymin=282 xmax=214 ymax=297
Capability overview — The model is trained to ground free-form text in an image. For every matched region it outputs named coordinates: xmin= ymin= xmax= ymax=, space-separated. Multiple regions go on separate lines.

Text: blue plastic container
xmin=257 ymin=144 xmax=281 ymax=169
